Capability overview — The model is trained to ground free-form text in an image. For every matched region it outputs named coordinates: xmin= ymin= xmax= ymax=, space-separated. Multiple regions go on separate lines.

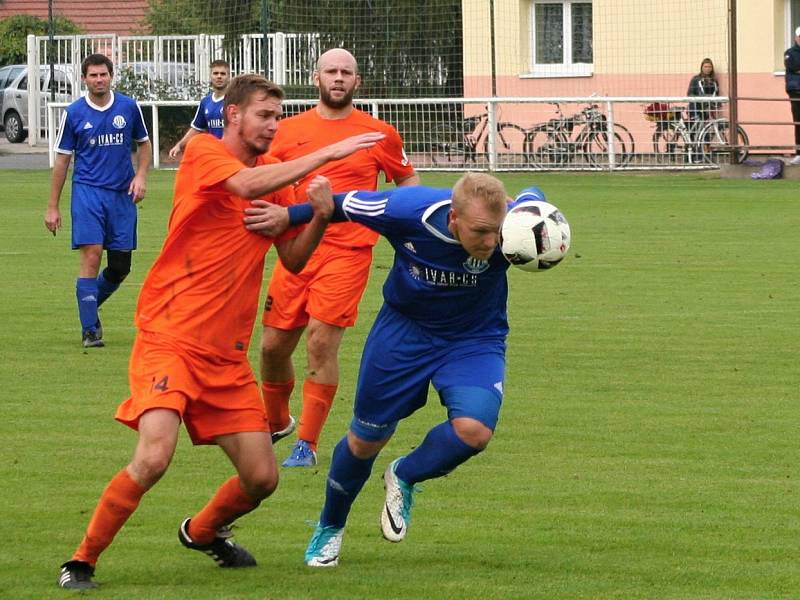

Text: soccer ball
xmin=501 ymin=200 xmax=571 ymax=272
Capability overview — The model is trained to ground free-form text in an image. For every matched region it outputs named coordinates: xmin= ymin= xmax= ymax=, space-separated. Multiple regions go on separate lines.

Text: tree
xmin=0 ymin=14 xmax=82 ymax=66
xmin=143 ymin=0 xmax=463 ymax=98
xmin=270 ymin=0 xmax=463 ymax=98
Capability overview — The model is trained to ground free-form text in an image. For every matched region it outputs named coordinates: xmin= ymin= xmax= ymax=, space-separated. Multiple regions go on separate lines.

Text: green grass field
xmin=1 ymin=169 xmax=798 ymax=599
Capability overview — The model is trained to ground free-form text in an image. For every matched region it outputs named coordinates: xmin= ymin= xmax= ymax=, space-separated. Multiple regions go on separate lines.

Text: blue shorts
xmin=71 ymin=182 xmax=137 ymax=250
xmin=351 ymin=305 xmax=506 ymax=442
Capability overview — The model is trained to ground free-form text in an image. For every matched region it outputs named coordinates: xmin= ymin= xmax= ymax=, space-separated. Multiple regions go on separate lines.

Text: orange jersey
xmin=268 ymin=107 xmax=415 ymax=248
xmin=135 ymin=134 xmax=296 ymax=360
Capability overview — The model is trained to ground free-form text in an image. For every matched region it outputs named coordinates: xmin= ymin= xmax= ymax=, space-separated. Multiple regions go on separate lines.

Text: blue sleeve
xmin=287 ymin=189 xmax=400 ymax=237
xmin=55 ymin=109 xmax=75 ymax=153
xmin=286 ymin=194 xmax=348 ymax=226
xmin=132 ymin=101 xmax=149 ymax=141
xmin=338 ymin=190 xmax=400 ymax=236
xmin=190 ymin=98 xmax=208 ymax=130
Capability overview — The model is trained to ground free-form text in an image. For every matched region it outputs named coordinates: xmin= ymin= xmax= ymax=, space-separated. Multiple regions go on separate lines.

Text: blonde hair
xmin=451 ymin=172 xmax=508 ymax=216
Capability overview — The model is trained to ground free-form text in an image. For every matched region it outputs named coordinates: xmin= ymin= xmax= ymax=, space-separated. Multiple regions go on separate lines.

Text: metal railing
xmin=46 ymin=96 xmax=747 ymax=171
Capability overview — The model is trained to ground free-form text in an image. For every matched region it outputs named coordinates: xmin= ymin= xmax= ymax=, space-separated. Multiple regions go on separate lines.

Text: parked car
xmin=0 ymin=64 xmax=73 ymax=143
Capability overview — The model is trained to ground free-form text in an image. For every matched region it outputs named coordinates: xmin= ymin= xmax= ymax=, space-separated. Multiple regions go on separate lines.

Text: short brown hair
xmin=223 ymin=74 xmax=284 ymax=125
xmin=81 ymin=53 xmax=113 ymax=77
xmin=210 ymin=59 xmax=229 ymax=71
xmin=451 ymin=172 xmax=508 ymax=217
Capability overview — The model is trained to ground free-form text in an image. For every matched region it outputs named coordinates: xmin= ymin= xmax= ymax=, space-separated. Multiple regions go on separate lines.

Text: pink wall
xmin=464 ymin=72 xmax=795 ymax=154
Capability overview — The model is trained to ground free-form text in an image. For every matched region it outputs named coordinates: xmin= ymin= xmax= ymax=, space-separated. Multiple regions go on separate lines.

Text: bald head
xmin=314 ymin=48 xmax=361 ymax=112
xmin=316 ymin=48 xmax=359 ymax=74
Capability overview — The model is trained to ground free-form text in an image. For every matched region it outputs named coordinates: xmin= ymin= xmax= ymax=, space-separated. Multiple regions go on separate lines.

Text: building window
xmin=530 ymin=0 xmax=593 ymax=77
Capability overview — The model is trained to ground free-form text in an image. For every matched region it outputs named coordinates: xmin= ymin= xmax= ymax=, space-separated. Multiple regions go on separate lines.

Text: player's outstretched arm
xmin=226 ymin=132 xmax=385 ymax=199
xmin=273 ymin=176 xmax=333 ymax=273
xmin=45 ymin=152 xmax=72 ymax=236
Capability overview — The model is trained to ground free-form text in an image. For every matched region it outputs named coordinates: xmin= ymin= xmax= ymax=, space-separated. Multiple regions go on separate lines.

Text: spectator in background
xmin=169 ymin=60 xmax=230 ymax=158
xmin=687 ymin=58 xmax=720 ymax=123
xmin=784 ymin=27 xmax=800 ymax=165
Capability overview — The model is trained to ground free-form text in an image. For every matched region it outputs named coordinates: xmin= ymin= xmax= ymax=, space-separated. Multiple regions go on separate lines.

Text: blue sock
xmin=320 ymin=436 xmax=378 ymax=528
xmin=395 ymin=421 xmax=481 ymax=485
xmin=96 ymin=269 xmax=120 ymax=307
xmin=76 ymin=277 xmax=99 ymax=333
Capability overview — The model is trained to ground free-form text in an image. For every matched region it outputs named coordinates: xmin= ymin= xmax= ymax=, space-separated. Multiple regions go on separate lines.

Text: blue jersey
xmin=190 ymin=93 xmax=225 ymax=138
xmin=338 ymin=186 xmax=511 ymax=339
xmin=55 ymin=92 xmax=149 ymax=191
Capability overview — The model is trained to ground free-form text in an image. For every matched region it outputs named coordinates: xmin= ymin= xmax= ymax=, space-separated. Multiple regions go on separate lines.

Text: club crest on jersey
xmin=463 ymin=257 xmax=490 ymax=274
xmin=112 ymin=115 xmax=127 ymax=129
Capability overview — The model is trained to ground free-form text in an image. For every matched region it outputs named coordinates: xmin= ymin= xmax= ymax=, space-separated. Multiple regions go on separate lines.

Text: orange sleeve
xmin=184 ymin=135 xmax=245 ymax=193
xmin=373 ymin=123 xmax=416 ymax=184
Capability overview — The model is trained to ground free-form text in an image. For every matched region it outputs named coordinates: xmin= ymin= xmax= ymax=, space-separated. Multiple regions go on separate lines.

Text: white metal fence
xmin=46 ymin=96 xmax=742 ymax=171
xmin=26 ymin=32 xmax=320 ymax=144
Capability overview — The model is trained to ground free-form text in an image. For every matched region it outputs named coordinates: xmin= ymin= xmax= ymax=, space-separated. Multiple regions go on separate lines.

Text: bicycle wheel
xmin=613 ymin=123 xmax=635 ymax=166
xmin=584 ymin=130 xmax=628 ymax=168
xmin=492 ymin=122 xmax=529 ymax=168
xmin=427 ymin=124 xmax=471 ymax=168
xmin=697 ymin=119 xmax=749 ymax=165
xmin=652 ymin=127 xmax=690 ymax=165
xmin=525 ymin=127 xmax=569 ymax=168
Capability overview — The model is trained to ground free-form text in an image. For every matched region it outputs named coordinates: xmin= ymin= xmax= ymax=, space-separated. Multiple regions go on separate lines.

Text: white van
xmin=0 ymin=64 xmax=73 ymax=143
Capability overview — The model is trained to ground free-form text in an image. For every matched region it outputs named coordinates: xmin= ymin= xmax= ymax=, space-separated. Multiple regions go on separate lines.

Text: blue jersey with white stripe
xmin=55 ymin=92 xmax=149 ymax=191
xmin=190 ymin=93 xmax=225 ymax=138
xmin=338 ymin=186 xmax=511 ymax=339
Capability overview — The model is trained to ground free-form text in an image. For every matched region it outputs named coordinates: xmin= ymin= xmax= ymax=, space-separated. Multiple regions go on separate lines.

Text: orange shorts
xmin=116 ymin=330 xmax=268 ymax=445
xmin=262 ymin=242 xmax=373 ymax=329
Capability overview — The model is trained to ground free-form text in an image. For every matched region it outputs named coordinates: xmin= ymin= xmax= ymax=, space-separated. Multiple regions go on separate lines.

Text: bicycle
xmin=525 ymin=102 xmax=635 ymax=169
xmin=427 ymin=107 xmax=528 ymax=168
xmin=644 ymin=102 xmax=749 ymax=165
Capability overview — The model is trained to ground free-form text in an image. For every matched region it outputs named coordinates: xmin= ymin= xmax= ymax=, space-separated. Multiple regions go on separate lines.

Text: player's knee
xmin=347 ymin=431 xmax=390 ymax=459
xmin=106 ymin=250 xmax=132 ymax=284
xmin=451 ymin=417 xmax=493 ymax=451
xmin=260 ymin=331 xmax=292 ymax=363
xmin=241 ymin=467 xmax=279 ymax=501
xmin=305 ymin=323 xmax=344 ymax=365
xmin=130 ymin=451 xmax=172 ymax=488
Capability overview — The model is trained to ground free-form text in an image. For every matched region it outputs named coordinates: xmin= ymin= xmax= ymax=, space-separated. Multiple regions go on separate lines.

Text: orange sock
xmin=72 ymin=468 xmax=146 ymax=566
xmin=297 ymin=380 xmax=338 ymax=450
xmin=188 ymin=476 xmax=260 ymax=544
xmin=261 ymin=380 xmax=294 ymax=433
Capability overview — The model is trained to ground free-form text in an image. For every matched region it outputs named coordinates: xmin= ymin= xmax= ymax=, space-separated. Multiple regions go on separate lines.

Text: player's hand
xmin=168 ymin=144 xmax=181 ymax=159
xmin=306 ymin=176 xmax=333 ymax=221
xmin=44 ymin=206 xmax=61 ymax=236
xmin=244 ymin=201 xmax=290 ymax=237
xmin=129 ymin=175 xmax=146 ymax=203
xmin=327 ymin=132 xmax=385 ymax=160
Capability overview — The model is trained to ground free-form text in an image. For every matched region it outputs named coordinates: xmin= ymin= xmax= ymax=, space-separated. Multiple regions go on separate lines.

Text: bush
xmin=0 ymin=15 xmax=82 ymax=66
xmin=114 ymin=67 xmax=208 ymax=152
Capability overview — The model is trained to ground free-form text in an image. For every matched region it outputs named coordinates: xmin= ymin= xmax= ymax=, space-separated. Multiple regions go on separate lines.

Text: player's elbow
xmin=280 ymin=255 xmax=307 ymax=274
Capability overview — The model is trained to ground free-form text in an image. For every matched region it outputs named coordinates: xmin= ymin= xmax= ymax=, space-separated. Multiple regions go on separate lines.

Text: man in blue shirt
xmin=168 ymin=60 xmax=230 ymax=158
xmin=45 ymin=53 xmax=151 ymax=348
xmin=245 ymin=173 xmax=537 ymax=567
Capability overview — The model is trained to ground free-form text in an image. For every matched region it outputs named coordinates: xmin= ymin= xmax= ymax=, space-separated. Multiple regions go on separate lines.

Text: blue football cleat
xmin=282 ymin=439 xmax=317 ymax=467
